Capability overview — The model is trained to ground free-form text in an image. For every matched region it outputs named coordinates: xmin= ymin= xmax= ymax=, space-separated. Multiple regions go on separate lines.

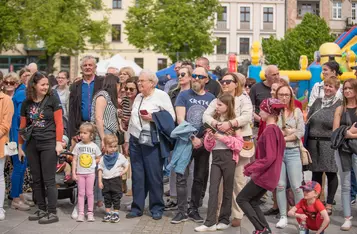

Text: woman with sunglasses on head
xmin=4 ymin=73 xmax=34 ymax=212
xmin=275 ymin=84 xmax=305 ymax=229
xmin=203 ymin=72 xmax=253 ymax=227
xmin=18 ymin=72 xmax=63 ymax=224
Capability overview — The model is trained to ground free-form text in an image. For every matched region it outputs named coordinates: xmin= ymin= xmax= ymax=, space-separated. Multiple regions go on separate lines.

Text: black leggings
xmin=312 ymin=172 xmax=338 ymax=205
xmin=26 ymin=138 xmax=58 ymax=214
xmin=236 ymin=180 xmax=270 ymax=231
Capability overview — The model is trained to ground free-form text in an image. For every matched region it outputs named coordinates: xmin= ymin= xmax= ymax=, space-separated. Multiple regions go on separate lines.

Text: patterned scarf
xmin=321 ymin=95 xmax=339 ymax=109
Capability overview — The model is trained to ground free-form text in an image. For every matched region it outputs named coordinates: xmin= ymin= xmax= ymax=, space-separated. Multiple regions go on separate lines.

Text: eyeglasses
xmin=3 ymin=81 xmax=16 ymax=86
xmin=56 ymin=77 xmax=67 ymax=80
xmin=277 ymin=93 xmax=291 ymax=98
xmin=125 ymin=87 xmax=136 ymax=92
xmin=138 ymin=79 xmax=150 ymax=83
xmin=219 ymin=79 xmax=236 ymax=85
xmin=178 ymin=72 xmax=186 ymax=78
xmin=245 ymin=84 xmax=253 ymax=88
xmin=192 ymin=74 xmax=207 ymax=79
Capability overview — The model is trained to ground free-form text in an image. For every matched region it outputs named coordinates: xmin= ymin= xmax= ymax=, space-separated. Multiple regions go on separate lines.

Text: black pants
xmin=312 ymin=172 xmax=338 ymax=205
xmin=102 ymin=176 xmax=123 ymax=210
xmin=26 ymin=138 xmax=58 ymax=214
xmin=176 ymin=146 xmax=210 ymax=214
xmin=204 ymin=150 xmax=235 ymax=227
xmin=237 ymin=180 xmax=270 ymax=231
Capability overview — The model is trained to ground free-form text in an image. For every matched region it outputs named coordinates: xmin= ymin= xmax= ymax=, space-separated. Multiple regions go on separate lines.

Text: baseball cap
xmin=300 ymin=181 xmax=321 ymax=195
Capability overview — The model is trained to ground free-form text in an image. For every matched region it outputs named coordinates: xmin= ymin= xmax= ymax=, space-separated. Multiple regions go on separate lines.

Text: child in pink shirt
xmin=194 ymin=94 xmax=244 ymax=232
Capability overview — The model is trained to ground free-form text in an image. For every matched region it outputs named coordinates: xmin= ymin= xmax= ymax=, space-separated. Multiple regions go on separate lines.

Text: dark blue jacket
xmin=10 ymin=84 xmax=26 ymax=143
xmin=152 ymin=110 xmax=176 ymax=159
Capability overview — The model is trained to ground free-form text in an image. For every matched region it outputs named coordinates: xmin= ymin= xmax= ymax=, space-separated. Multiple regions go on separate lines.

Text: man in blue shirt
xmin=68 ymin=55 xmax=103 ymax=141
xmin=171 ymin=67 xmax=215 ymax=224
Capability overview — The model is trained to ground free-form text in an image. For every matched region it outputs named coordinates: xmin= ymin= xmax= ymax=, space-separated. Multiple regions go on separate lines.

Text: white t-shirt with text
xmin=72 ymin=142 xmax=102 ymax=175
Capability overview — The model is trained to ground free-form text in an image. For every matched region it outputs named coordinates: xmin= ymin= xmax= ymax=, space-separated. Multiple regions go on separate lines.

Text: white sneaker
xmin=276 ymin=216 xmax=288 ymax=229
xmin=0 ymin=208 xmax=5 ymax=221
xmin=194 ymin=224 xmax=217 ymax=232
xmin=216 ymin=223 xmax=229 ymax=230
xmin=71 ymin=205 xmax=78 ymax=220
xmin=341 ymin=216 xmax=353 ymax=231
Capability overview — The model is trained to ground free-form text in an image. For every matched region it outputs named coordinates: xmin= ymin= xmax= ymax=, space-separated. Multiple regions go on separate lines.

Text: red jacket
xmin=244 ymin=124 xmax=285 ymax=191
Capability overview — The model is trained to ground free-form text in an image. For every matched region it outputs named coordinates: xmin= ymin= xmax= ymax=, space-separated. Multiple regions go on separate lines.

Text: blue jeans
xmin=276 ymin=147 xmax=304 ymax=216
xmin=10 ymin=155 xmax=27 ymax=198
xmin=351 ymin=167 xmax=357 ymax=200
xmin=129 ymin=135 xmax=164 ymax=215
xmin=335 ymin=151 xmax=357 ymax=217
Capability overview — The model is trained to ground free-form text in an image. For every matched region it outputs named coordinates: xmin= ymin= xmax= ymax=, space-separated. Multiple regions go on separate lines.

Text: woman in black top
xmin=18 ymin=72 xmax=64 ymax=224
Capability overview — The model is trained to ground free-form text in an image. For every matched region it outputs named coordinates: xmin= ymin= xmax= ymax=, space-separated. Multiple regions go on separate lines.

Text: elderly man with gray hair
xmin=127 ymin=69 xmax=176 ymax=220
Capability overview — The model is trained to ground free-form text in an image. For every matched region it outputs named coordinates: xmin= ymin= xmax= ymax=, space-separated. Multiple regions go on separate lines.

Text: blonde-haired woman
xmin=0 ymin=86 xmax=14 ymax=220
xmin=119 ymin=67 xmax=135 ymax=83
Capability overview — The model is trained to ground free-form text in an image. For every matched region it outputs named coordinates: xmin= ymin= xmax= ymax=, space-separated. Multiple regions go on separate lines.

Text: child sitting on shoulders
xmin=288 ymin=181 xmax=330 ymax=234
xmin=98 ymin=134 xmax=129 ymax=223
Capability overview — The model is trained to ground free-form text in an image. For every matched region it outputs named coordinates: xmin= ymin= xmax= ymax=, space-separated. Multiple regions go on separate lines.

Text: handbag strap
xmin=138 ymin=96 xmax=144 ymax=128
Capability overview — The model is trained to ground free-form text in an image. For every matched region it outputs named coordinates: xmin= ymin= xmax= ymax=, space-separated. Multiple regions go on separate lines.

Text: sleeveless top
xmin=340 ymin=107 xmax=357 ymax=126
xmin=91 ymin=90 xmax=118 ymax=133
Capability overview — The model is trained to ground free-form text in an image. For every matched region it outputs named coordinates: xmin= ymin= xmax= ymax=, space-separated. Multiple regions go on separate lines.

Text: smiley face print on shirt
xmin=79 ymin=153 xmax=93 ymax=168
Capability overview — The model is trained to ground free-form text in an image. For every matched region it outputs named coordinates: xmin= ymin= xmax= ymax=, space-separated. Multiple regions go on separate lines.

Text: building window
xmin=112 ymin=24 xmax=121 ymax=42
xmin=158 ymin=58 xmax=167 ymax=70
xmin=60 ymin=56 xmax=70 ymax=71
xmin=134 ymin=58 xmax=144 ymax=68
xmin=263 ymin=7 xmax=273 ymax=23
xmin=239 ymin=38 xmax=250 ymax=55
xmin=216 ymin=38 xmax=227 ymax=54
xmin=218 ymin=6 xmax=227 ymax=22
xmin=353 ymin=3 xmax=357 ymax=20
xmin=113 ymin=0 xmax=122 ymax=9
xmin=332 ymin=1 xmax=342 ymax=19
xmin=240 ymin=7 xmax=250 ymax=23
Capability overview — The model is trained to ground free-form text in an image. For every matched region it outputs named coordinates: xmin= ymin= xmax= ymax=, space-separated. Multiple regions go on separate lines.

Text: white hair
xmin=280 ymin=75 xmax=290 ymax=84
xmin=80 ymin=55 xmax=97 ymax=67
xmin=139 ymin=69 xmax=158 ymax=86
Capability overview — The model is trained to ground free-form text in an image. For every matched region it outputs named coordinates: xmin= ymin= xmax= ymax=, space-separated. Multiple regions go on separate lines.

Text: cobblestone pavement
xmin=2 ymin=172 xmax=357 ymax=233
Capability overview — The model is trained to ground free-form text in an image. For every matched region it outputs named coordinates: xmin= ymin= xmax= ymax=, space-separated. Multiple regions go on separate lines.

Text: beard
xmin=192 ymin=82 xmax=203 ymax=93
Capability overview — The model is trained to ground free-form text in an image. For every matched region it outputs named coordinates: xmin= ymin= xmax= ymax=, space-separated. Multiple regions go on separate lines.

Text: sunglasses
xmin=245 ymin=84 xmax=253 ymax=88
xmin=125 ymin=87 xmax=136 ymax=92
xmin=192 ymin=74 xmax=207 ymax=79
xmin=219 ymin=80 xmax=236 ymax=85
xmin=3 ymin=81 xmax=16 ymax=86
xmin=178 ymin=72 xmax=186 ymax=78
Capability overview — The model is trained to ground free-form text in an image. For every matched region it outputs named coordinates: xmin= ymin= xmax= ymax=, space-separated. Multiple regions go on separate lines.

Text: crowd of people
xmin=0 ymin=56 xmax=357 ymax=234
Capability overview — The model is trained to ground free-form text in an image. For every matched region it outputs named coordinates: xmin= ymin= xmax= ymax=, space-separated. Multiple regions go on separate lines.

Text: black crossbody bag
xmin=19 ymin=96 xmax=49 ymax=141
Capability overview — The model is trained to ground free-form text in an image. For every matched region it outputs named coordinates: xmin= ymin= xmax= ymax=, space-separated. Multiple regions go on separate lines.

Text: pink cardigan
xmin=204 ymin=133 xmax=244 ymax=163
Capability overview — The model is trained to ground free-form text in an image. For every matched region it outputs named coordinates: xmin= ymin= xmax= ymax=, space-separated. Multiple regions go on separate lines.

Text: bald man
xmin=249 ymin=65 xmax=280 ymax=124
xmin=27 ymin=63 xmax=38 ymax=74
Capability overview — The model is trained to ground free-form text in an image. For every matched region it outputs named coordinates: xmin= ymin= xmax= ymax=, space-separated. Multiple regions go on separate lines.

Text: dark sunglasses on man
xmin=192 ymin=74 xmax=207 ymax=79
xmin=219 ymin=80 xmax=236 ymax=85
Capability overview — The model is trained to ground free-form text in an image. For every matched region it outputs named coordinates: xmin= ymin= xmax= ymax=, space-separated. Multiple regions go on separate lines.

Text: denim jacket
xmin=166 ymin=121 xmax=197 ymax=174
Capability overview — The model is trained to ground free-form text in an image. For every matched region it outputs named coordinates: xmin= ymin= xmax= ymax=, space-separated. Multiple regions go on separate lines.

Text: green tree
xmin=125 ymin=0 xmax=221 ymax=62
xmin=0 ymin=1 xmax=20 ymax=51
xmin=19 ymin=0 xmax=111 ymax=72
xmin=262 ymin=13 xmax=336 ymax=70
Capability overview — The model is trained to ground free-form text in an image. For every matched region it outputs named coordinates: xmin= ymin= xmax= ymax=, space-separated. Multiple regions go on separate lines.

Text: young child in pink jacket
xmin=194 ymin=94 xmax=244 ymax=232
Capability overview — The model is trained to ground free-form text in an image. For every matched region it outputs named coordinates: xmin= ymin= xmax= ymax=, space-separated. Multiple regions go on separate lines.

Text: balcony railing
xmin=216 ymin=21 xmax=228 ymax=30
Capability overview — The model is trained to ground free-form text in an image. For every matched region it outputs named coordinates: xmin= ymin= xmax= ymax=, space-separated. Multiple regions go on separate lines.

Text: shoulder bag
xmin=19 ymin=96 xmax=49 ymax=141
xmin=137 ymin=96 xmax=154 ymax=147
xmin=293 ymin=109 xmax=312 ymax=166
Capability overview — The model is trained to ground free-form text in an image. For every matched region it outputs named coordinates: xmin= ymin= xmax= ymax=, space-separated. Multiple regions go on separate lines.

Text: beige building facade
xmin=207 ymin=0 xmax=286 ymax=69
xmin=0 ymin=0 xmax=169 ymax=78
xmin=287 ymin=0 xmax=356 ymax=36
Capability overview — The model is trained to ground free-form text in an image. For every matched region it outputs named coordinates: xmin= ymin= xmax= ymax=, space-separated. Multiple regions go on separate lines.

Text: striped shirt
xmin=91 ymin=90 xmax=118 ymax=134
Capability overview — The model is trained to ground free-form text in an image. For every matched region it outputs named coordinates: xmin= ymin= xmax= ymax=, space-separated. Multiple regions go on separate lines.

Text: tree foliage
xmin=0 ymin=1 xmax=20 ymax=51
xmin=262 ymin=14 xmax=336 ymax=70
xmin=125 ymin=0 xmax=221 ymax=62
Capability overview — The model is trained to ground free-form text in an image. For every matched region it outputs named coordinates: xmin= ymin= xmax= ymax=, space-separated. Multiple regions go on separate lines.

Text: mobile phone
xmin=140 ymin=110 xmax=148 ymax=115
xmin=203 ymin=122 xmax=217 ymax=134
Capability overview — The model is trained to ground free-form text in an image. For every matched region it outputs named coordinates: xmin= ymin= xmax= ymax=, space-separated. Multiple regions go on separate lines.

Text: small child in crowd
xmin=236 ymin=98 xmax=286 ymax=234
xmin=195 ymin=94 xmax=244 ymax=232
xmin=288 ymin=181 xmax=330 ymax=234
xmin=72 ymin=122 xmax=102 ymax=222
xmin=56 ymin=135 xmax=72 ymax=183
xmin=98 ymin=134 xmax=129 ymax=223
